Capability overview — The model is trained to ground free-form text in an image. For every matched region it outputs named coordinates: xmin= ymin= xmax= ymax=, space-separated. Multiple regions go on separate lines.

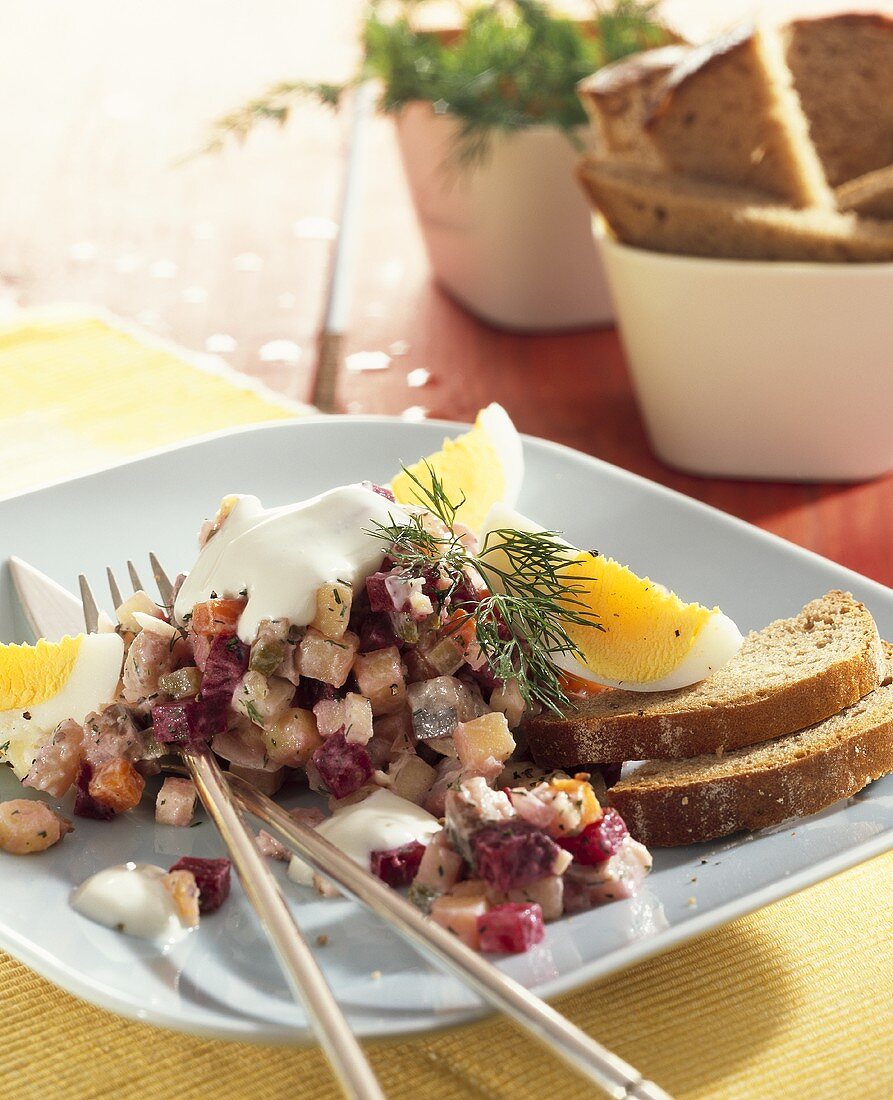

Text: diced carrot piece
xmin=431 ymin=894 xmax=488 ymax=950
xmin=190 ymin=598 xmax=247 ymax=637
xmin=88 ymin=758 xmax=145 ymax=814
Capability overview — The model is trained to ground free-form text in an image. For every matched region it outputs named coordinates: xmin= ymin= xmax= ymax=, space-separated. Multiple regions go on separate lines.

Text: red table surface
xmin=1 ymin=1 xmax=890 ymax=587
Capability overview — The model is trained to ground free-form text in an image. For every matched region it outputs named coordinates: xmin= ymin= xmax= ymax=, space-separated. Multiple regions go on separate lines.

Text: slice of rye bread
xmin=577 ymin=45 xmax=690 ymax=167
xmin=643 ymin=24 xmax=833 ymax=209
xmin=576 ymin=157 xmax=893 ymax=261
xmin=524 ymin=591 xmax=885 ymax=767
xmin=837 ymin=166 xmax=893 ymax=221
xmin=784 ymin=14 xmax=893 ymax=188
xmin=606 ymin=643 xmax=893 ymax=847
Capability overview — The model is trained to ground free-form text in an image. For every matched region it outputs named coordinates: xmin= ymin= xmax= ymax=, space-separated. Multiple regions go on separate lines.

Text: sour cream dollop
xmin=71 ymin=862 xmax=193 ymax=945
xmin=174 ymin=484 xmax=411 ymax=643
xmin=287 ymin=789 xmax=441 ymax=887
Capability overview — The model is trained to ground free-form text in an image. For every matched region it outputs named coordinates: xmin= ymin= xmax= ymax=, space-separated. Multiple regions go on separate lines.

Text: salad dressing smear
xmin=71 ymin=862 xmax=195 ymax=944
xmin=174 ymin=484 xmax=411 ymax=643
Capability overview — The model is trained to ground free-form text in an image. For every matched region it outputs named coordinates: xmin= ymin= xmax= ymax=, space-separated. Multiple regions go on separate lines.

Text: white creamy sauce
xmin=71 ymin=862 xmax=193 ymax=945
xmin=287 ymin=788 xmax=441 ymax=887
xmin=174 ymin=484 xmax=412 ymax=643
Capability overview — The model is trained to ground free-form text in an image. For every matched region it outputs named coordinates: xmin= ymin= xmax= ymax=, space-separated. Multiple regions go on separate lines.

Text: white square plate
xmin=1 ymin=418 xmax=891 ymax=1042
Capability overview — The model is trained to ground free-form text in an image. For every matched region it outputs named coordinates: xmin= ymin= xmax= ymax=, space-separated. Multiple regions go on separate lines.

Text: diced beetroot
xmin=169 ymin=855 xmax=231 ymax=913
xmin=471 ymin=820 xmax=560 ymax=893
xmin=151 ymin=700 xmax=202 ymax=743
xmin=365 ymin=572 xmax=395 ymax=613
xmin=201 ymin=634 xmax=249 ymax=697
xmin=362 ymin=481 xmax=396 ymax=502
xmin=477 ymin=902 xmax=545 ymax=954
xmin=293 ymin=677 xmax=337 ymax=709
xmin=311 ymin=731 xmax=373 ymax=799
xmin=357 ymin=613 xmax=400 ymax=653
xmin=558 ymin=808 xmax=629 ymax=865
xmin=370 ymin=840 xmax=427 ymax=888
xmin=73 ymin=762 xmax=114 ymax=820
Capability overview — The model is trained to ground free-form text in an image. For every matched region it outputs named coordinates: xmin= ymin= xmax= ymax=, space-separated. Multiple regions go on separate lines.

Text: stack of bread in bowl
xmin=576 ymin=12 xmax=893 ymax=260
xmin=523 ymin=593 xmax=893 ymax=846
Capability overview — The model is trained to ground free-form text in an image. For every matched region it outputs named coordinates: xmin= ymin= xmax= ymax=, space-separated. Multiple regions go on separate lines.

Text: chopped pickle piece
xmin=158 ymin=666 xmax=203 ymax=700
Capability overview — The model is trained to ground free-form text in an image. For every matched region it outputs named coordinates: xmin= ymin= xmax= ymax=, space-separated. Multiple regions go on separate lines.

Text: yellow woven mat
xmin=1 ymin=313 xmax=891 ymax=1099
xmin=0 ymin=311 xmax=312 ymax=497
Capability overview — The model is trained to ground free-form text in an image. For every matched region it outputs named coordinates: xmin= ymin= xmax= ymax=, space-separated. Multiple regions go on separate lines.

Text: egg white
xmin=0 ymin=633 xmax=124 ymax=778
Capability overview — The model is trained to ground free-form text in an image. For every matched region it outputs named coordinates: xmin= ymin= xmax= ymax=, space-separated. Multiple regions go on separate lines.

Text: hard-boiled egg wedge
xmin=479 ymin=503 xmax=742 ymax=692
xmin=0 ymin=633 xmax=124 ymax=778
xmin=391 ymin=403 xmax=523 ymax=534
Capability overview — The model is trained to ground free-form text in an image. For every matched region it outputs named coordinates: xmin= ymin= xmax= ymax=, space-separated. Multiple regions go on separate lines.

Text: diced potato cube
xmin=453 ymin=712 xmax=515 ymax=771
xmin=311 ymin=582 xmax=353 ymax=641
xmin=314 ymin=693 xmax=374 ymax=744
xmin=298 ymin=629 xmax=358 ymax=688
xmin=155 ymin=777 xmax=197 ymax=827
xmin=387 ymin=753 xmax=436 ymax=804
xmin=264 ymin=708 xmax=321 ymax=767
xmin=116 ymin=590 xmax=164 ymax=633
xmin=450 ymin=878 xmax=488 ymax=899
xmin=486 ymin=875 xmax=565 ymax=922
xmin=353 ymin=647 xmax=406 ymax=715
xmin=228 ymin=763 xmax=286 ymax=797
xmin=431 ymin=894 xmax=488 ymax=950
xmin=233 ymin=672 xmax=294 ymax=728
xmin=489 ymin=678 xmax=526 ymax=729
xmin=413 ymin=831 xmax=464 ymax=893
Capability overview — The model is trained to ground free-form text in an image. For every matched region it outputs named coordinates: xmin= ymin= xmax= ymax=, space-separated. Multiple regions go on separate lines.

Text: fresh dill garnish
xmin=245 ymin=701 xmax=264 ymax=726
xmin=367 ymin=463 xmax=602 ymax=713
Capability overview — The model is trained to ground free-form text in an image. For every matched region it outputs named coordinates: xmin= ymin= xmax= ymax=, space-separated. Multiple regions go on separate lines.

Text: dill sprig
xmin=197 ymin=1 xmax=674 ymax=168
xmin=368 ymin=464 xmax=603 ymax=713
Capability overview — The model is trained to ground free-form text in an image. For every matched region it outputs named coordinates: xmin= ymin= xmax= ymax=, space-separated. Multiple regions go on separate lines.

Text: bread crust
xmin=606 ymin=702 xmax=893 ymax=847
xmin=525 ymin=592 xmax=885 ymax=766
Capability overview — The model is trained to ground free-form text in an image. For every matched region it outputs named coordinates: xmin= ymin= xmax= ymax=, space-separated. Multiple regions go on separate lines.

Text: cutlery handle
xmin=185 ymin=750 xmax=384 ymax=1100
xmin=228 ymin=775 xmax=674 ymax=1100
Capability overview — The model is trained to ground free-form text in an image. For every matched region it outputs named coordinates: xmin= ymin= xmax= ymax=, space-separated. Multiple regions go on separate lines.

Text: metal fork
xmin=80 ymin=566 xmax=385 ymax=1100
xmin=122 ymin=553 xmax=673 ymax=1100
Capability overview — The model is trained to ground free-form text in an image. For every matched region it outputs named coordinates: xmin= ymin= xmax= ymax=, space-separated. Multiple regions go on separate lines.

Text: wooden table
xmin=1 ymin=0 xmax=890 ymax=586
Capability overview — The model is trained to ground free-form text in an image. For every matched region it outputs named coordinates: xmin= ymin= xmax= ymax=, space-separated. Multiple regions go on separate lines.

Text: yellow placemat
xmin=1 ymin=312 xmax=891 ymax=1099
xmin=0 ymin=310 xmax=314 ymax=497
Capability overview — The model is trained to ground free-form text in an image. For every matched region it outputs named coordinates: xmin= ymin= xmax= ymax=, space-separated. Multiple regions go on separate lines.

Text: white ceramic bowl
xmin=597 ymin=229 xmax=893 ymax=481
xmin=396 ymin=104 xmax=613 ymax=332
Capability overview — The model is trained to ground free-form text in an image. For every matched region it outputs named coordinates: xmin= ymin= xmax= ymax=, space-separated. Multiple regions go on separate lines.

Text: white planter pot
xmin=395 ymin=103 xmax=612 ymax=332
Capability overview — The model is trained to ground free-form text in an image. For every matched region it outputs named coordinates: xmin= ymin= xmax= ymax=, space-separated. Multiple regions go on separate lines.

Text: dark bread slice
xmin=606 ymin=644 xmax=893 ymax=847
xmin=576 ymin=158 xmax=893 ymax=261
xmin=643 ymin=25 xmax=832 ymax=208
xmin=525 ymin=592 xmax=885 ymax=766
xmin=785 ymin=14 xmax=893 ymax=187
xmin=837 ymin=166 xmax=893 ymax=220
xmin=577 ymin=45 xmax=690 ymax=166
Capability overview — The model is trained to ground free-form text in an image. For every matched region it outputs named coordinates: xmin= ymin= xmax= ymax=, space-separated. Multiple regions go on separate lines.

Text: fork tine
xmin=127 ymin=560 xmax=145 ymax=593
xmin=78 ymin=575 xmax=100 ymax=633
xmin=149 ymin=552 xmax=174 ymax=606
xmin=106 ymin=567 xmax=124 ymax=611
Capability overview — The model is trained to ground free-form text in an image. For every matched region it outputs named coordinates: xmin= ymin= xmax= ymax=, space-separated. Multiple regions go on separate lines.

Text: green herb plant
xmin=202 ymin=0 xmax=672 ymax=167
